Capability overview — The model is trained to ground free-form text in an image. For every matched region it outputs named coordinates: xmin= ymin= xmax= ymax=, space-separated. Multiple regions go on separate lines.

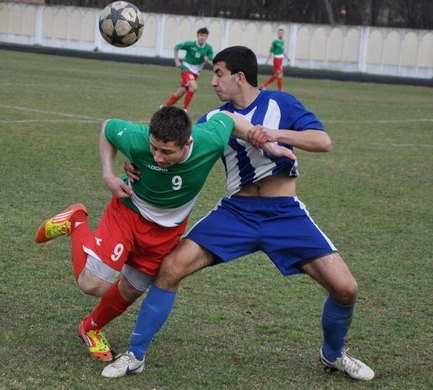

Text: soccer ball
xmin=99 ymin=1 xmax=144 ymax=48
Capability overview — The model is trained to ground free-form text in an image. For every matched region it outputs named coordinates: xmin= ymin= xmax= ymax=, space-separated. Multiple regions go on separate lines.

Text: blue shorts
xmin=186 ymin=196 xmax=337 ymax=276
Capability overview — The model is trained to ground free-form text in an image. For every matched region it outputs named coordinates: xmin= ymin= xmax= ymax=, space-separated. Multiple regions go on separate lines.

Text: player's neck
xmin=232 ymin=87 xmax=260 ymax=110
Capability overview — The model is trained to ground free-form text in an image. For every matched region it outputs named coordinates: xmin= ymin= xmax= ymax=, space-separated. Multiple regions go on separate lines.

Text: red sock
xmin=264 ymin=76 xmax=276 ymax=87
xmin=81 ymin=280 xmax=131 ymax=331
xmin=277 ymin=78 xmax=283 ymax=91
xmin=182 ymin=90 xmax=194 ymax=109
xmin=164 ymin=95 xmax=179 ymax=106
xmin=70 ymin=210 xmax=91 ymax=280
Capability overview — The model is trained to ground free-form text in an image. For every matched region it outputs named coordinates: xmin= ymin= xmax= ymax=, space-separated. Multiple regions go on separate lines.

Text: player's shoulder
xmin=197 ymin=104 xmax=231 ymax=124
xmin=260 ymin=89 xmax=298 ymax=103
xmin=105 ymin=118 xmax=147 ymax=134
xmin=175 ymin=40 xmax=192 ymax=48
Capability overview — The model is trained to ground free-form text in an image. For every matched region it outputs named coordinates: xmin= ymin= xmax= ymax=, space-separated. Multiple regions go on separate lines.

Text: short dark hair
xmin=197 ymin=27 xmax=209 ymax=35
xmin=213 ymin=46 xmax=258 ymax=87
xmin=149 ymin=106 xmax=192 ymax=147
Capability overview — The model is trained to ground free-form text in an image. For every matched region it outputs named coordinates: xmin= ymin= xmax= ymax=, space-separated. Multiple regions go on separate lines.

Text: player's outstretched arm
xmin=100 ymin=120 xmax=133 ymax=199
xmin=220 ymin=111 xmax=296 ymax=160
xmin=248 ymin=126 xmax=331 ymax=153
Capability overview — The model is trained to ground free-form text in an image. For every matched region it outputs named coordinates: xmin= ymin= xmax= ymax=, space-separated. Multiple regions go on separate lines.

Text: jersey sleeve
xmin=274 ymin=93 xmax=324 ymax=131
xmin=104 ymin=118 xmax=148 ymax=160
xmin=206 ymin=44 xmax=214 ymax=61
xmin=195 ymin=112 xmax=235 ymax=151
xmin=175 ymin=41 xmax=190 ymax=51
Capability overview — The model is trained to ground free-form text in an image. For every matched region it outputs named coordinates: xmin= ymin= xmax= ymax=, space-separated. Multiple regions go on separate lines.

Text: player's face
xmin=197 ymin=33 xmax=208 ymax=45
xmin=277 ymin=30 xmax=284 ymax=39
xmin=211 ymin=61 xmax=240 ymax=102
xmin=149 ymin=135 xmax=191 ymax=168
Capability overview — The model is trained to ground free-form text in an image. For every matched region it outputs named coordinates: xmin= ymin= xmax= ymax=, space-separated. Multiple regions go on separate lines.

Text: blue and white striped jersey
xmin=198 ymin=90 xmax=325 ymax=196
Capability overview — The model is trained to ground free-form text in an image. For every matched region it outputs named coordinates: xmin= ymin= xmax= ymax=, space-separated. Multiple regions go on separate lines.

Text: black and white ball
xmin=99 ymin=1 xmax=144 ymax=47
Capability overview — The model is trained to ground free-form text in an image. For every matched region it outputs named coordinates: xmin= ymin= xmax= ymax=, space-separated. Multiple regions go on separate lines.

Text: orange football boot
xmin=35 ymin=203 xmax=87 ymax=243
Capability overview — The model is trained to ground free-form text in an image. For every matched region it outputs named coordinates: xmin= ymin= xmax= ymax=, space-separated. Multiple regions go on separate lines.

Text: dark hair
xmin=197 ymin=27 xmax=209 ymax=35
xmin=149 ymin=106 xmax=192 ymax=147
xmin=213 ymin=46 xmax=258 ymax=87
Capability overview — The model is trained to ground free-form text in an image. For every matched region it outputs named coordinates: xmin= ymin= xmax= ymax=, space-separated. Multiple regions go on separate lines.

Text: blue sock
xmin=321 ymin=295 xmax=354 ymax=362
xmin=128 ymin=285 xmax=177 ymax=360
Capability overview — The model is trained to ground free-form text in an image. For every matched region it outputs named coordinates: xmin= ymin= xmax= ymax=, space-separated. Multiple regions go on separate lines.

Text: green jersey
xmin=175 ymin=40 xmax=214 ymax=75
xmin=104 ymin=112 xmax=234 ymax=227
xmin=270 ymin=39 xmax=285 ymax=58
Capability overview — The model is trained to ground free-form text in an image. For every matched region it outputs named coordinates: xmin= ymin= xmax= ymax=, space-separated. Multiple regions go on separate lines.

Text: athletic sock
xmin=82 ymin=279 xmax=131 ymax=331
xmin=164 ymin=95 xmax=179 ymax=106
xmin=128 ymin=284 xmax=177 ymax=360
xmin=321 ymin=295 xmax=354 ymax=362
xmin=277 ymin=78 xmax=283 ymax=91
xmin=70 ymin=211 xmax=91 ymax=280
xmin=182 ymin=90 xmax=194 ymax=109
xmin=264 ymin=75 xmax=276 ymax=87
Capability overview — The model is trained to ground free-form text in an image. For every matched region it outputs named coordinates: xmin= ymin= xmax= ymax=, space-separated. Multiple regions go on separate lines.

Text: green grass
xmin=1 ymin=49 xmax=433 ymax=389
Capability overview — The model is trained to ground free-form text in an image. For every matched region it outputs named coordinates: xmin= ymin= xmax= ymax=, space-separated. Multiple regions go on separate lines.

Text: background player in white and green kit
xmin=35 ymin=106 xmax=294 ymax=362
xmin=161 ymin=27 xmax=214 ymax=110
xmin=261 ymin=28 xmax=291 ymax=91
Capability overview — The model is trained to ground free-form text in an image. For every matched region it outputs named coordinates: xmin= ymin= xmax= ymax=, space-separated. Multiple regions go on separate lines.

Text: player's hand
xmin=104 ymin=176 xmax=133 ymax=198
xmin=262 ymin=142 xmax=296 ymax=160
xmin=175 ymin=58 xmax=182 ymax=68
xmin=247 ymin=125 xmax=277 ymax=148
xmin=124 ymin=160 xmax=140 ymax=183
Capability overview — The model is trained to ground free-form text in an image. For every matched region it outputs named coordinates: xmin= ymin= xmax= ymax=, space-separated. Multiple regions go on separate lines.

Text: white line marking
xmin=325 ymin=118 xmax=433 ymax=123
xmin=0 ymin=104 xmax=103 ymax=120
xmin=0 ymin=119 xmax=100 ymax=124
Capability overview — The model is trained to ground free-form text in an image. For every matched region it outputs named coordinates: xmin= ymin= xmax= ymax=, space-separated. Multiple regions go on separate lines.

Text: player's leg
xmin=259 ymin=197 xmax=374 ymax=380
xmin=35 ymin=203 xmax=109 ymax=294
xmin=130 ymin=239 xmax=213 ymax=354
xmin=182 ymin=79 xmax=198 ymax=110
xmin=261 ymin=74 xmax=277 ymax=89
xmin=76 ymin=197 xmax=138 ymax=360
xmin=301 ymin=253 xmax=357 ymax=358
xmin=301 ymin=251 xmax=374 ymax=380
xmin=162 ymin=86 xmax=186 ymax=107
xmin=276 ymin=69 xmax=284 ymax=91
xmin=102 ymin=197 xmax=258 ymax=377
xmin=101 ymin=238 xmax=214 ymax=377
xmin=78 ymin=269 xmax=153 ymax=362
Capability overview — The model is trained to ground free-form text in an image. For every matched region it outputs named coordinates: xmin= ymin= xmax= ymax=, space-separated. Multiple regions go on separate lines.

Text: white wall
xmin=1 ymin=3 xmax=432 ymax=79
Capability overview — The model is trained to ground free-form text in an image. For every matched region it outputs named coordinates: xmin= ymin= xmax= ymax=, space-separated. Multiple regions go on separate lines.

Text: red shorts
xmin=273 ymin=57 xmax=284 ymax=73
xmin=180 ymin=70 xmax=198 ymax=89
xmin=81 ymin=197 xmax=188 ymax=275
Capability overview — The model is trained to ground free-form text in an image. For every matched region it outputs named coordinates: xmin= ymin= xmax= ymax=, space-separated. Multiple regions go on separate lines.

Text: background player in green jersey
xmin=261 ymin=28 xmax=291 ymax=91
xmin=35 ymin=106 xmax=294 ymax=363
xmin=161 ymin=27 xmax=214 ymax=111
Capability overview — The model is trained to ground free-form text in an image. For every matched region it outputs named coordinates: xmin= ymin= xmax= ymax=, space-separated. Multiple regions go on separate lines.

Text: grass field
xmin=1 ymin=49 xmax=432 ymax=390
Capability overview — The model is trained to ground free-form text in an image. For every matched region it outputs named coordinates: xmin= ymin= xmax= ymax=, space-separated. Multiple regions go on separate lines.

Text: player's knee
xmin=334 ymin=279 xmax=358 ymax=304
xmin=77 ymin=270 xmax=111 ymax=297
xmin=188 ymin=81 xmax=198 ymax=92
xmin=156 ymin=254 xmax=188 ymax=288
xmin=118 ymin=277 xmax=142 ymax=303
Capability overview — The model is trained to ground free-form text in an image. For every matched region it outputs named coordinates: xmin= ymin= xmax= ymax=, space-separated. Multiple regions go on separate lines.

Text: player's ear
xmin=236 ymin=72 xmax=247 ymax=84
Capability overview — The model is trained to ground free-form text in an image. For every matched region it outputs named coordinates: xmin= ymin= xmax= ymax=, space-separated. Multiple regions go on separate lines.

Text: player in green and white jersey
xmin=261 ymin=28 xmax=291 ymax=91
xmin=161 ymin=27 xmax=214 ymax=110
xmin=35 ymin=106 xmax=294 ymax=362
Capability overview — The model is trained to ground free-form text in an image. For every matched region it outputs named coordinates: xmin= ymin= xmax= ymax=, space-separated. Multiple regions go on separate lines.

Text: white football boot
xmin=320 ymin=348 xmax=375 ymax=381
xmin=101 ymin=351 xmax=145 ymax=378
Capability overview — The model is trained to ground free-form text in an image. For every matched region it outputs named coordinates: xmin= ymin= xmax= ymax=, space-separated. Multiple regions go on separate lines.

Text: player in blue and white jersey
xmin=103 ymin=46 xmax=375 ymax=381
